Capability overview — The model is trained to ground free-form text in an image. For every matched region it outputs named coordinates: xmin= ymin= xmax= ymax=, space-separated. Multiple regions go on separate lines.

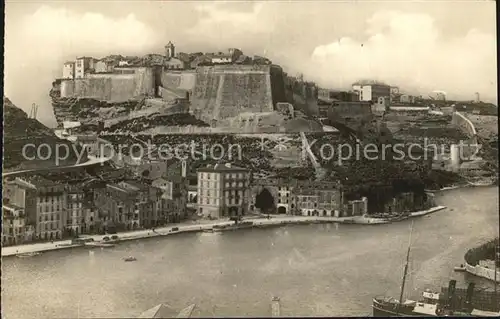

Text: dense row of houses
xmin=2 ymin=160 xmax=428 ymax=246
xmin=2 ymin=172 xmax=188 ymax=246
xmin=61 ymin=41 xmax=272 ymax=80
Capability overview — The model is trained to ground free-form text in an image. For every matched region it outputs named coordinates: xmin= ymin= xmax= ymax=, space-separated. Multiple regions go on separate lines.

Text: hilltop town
xmin=2 ymin=41 xmax=498 ymax=247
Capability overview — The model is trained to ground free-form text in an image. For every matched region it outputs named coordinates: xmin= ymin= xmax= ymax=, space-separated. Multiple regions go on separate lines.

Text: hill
xmin=3 ymin=97 xmax=87 ymax=171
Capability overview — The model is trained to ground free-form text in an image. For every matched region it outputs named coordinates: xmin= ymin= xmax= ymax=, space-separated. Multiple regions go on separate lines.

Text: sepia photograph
xmin=2 ymin=0 xmax=499 ymax=318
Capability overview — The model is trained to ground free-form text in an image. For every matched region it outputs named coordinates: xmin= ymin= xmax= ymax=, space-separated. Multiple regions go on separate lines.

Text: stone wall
xmin=159 ymin=71 xmax=196 ymax=99
xmin=464 ymin=261 xmax=500 ymax=283
xmin=190 ymin=65 xmax=275 ymax=125
xmin=60 ymin=68 xmax=155 ymax=102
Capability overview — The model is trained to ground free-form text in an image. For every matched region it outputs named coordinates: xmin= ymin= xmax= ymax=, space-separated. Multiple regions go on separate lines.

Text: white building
xmin=94 ymin=60 xmax=114 ymax=73
xmin=62 ymin=61 xmax=75 ymax=79
xmin=211 ymin=54 xmax=232 ymax=64
xmin=75 ymin=56 xmax=96 ymax=79
xmin=197 ymin=163 xmax=250 ymax=219
xmin=352 ymin=81 xmax=391 ymax=103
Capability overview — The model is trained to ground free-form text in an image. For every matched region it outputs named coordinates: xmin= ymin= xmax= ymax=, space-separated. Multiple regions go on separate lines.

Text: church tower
xmin=165 ymin=41 xmax=175 ymax=59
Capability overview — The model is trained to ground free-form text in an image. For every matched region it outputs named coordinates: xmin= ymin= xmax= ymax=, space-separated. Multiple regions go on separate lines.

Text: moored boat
xmin=212 ymin=221 xmax=254 ymax=232
xmin=123 ymin=256 xmax=137 ymax=262
xmin=86 ymin=242 xmax=115 ymax=248
xmin=16 ymin=252 xmax=42 ymax=258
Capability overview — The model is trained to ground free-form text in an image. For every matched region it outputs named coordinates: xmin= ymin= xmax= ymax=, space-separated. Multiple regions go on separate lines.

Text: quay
xmin=1 ymin=206 xmax=446 ymax=257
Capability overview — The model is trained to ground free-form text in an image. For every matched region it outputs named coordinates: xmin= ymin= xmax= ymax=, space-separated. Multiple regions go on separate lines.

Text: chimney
xmin=225 ymin=163 xmax=232 ymax=168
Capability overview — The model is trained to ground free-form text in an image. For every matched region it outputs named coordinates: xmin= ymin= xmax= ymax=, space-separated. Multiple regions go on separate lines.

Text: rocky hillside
xmin=3 ymin=97 xmax=87 ymax=170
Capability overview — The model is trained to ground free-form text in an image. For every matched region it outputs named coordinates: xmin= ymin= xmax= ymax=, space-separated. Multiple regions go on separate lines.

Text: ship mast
xmin=396 ymin=221 xmax=414 ymax=315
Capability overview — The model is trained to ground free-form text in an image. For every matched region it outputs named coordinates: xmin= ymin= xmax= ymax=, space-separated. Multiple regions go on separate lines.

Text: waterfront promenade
xmin=3 ymin=186 xmax=496 ymax=318
xmin=1 ymin=206 xmax=446 ymax=257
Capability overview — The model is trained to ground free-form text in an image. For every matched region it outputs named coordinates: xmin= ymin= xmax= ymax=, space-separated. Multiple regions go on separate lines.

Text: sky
xmin=4 ymin=0 xmax=497 ymax=127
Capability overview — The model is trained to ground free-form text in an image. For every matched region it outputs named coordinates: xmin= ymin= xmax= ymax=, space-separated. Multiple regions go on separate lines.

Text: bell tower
xmin=165 ymin=41 xmax=175 ymax=59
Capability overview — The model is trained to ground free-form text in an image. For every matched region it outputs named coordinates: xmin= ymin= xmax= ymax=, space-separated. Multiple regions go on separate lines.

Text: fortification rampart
xmin=190 ymin=65 xmax=275 ymax=125
xmin=160 ymin=70 xmax=196 ymax=99
xmin=60 ymin=67 xmax=155 ymax=102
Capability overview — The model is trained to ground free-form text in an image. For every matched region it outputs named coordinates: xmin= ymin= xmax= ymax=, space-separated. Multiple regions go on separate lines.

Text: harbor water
xmin=2 ymin=187 xmax=498 ymax=318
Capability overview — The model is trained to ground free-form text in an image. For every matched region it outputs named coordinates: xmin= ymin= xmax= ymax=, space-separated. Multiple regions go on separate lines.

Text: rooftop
xmin=107 ymin=183 xmax=135 ymax=194
xmin=137 ymin=303 xmax=178 ymax=318
xmin=18 ymin=176 xmax=59 ymax=188
xmin=119 ymin=180 xmax=150 ymax=191
xmin=352 ymin=80 xmax=389 ymax=86
xmin=197 ymin=163 xmax=248 ymax=173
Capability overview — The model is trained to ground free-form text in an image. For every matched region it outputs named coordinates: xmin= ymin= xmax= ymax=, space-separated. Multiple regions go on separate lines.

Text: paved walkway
xmin=2 ymin=207 xmax=446 ymax=257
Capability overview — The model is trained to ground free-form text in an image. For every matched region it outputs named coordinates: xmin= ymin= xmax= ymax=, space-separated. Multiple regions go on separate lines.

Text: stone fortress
xmin=53 ymin=42 xmax=323 ymax=134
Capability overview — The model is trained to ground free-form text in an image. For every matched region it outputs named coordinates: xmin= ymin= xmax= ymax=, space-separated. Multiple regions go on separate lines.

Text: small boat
xmin=123 ymin=256 xmax=137 ymax=262
xmin=86 ymin=242 xmax=115 ymax=248
xmin=16 ymin=252 xmax=41 ymax=258
xmin=468 ymin=179 xmax=494 ymax=187
xmin=213 ymin=221 xmax=254 ymax=232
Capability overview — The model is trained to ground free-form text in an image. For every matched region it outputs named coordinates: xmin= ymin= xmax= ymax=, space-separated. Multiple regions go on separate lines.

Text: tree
xmin=255 ymin=188 xmax=275 ymax=217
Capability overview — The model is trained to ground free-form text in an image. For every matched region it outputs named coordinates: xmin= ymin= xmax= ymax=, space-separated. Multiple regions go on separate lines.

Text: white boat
xmin=410 ymin=210 xmax=433 ymax=218
xmin=86 ymin=242 xmax=115 ymax=248
xmin=213 ymin=221 xmax=254 ymax=232
xmin=468 ymin=179 xmax=495 ymax=187
xmin=16 ymin=252 xmax=41 ymax=258
xmin=353 ymin=216 xmax=391 ymax=225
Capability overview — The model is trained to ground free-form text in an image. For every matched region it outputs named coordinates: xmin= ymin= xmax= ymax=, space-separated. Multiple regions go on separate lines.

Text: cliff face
xmin=3 ymin=97 xmax=87 ymax=170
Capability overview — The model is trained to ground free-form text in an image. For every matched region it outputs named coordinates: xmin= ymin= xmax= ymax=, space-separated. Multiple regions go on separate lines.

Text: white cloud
xmin=4 ymin=6 xmax=158 ymax=126
xmin=309 ymin=10 xmax=497 ymax=102
xmin=187 ymin=2 xmax=272 ymax=43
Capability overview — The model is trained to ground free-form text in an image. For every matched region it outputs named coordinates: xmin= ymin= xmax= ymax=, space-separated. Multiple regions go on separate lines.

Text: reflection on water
xmin=2 ymin=187 xmax=498 ymax=318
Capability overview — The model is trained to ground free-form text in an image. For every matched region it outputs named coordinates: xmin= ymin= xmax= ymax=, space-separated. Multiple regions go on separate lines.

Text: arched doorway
xmin=228 ymin=207 xmax=239 ymax=219
xmin=277 ymin=206 xmax=287 ymax=215
xmin=255 ymin=188 xmax=275 ymax=215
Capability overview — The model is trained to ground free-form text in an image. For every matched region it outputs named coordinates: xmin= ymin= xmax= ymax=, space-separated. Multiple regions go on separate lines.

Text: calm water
xmin=2 ymin=187 xmax=499 ymax=318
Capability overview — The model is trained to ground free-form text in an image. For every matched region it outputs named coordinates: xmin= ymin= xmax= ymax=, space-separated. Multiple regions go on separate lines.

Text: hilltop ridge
xmin=3 ymin=97 xmax=87 ymax=170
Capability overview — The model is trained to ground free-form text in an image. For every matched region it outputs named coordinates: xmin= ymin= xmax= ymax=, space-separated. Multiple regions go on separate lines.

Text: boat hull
xmin=213 ymin=225 xmax=254 ymax=232
xmin=372 ymin=299 xmax=434 ymax=317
